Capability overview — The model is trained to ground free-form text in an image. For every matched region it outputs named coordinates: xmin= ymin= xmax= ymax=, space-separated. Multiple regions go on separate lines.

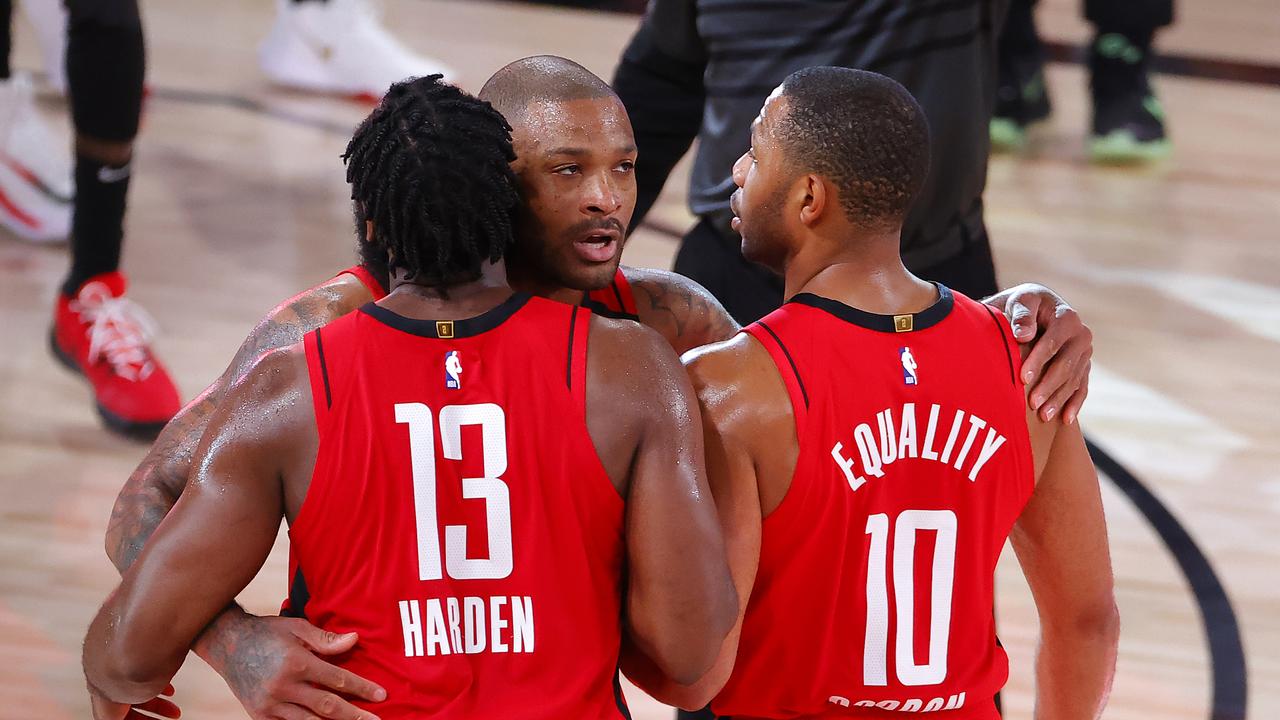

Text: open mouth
xmin=573 ymin=231 xmax=620 ymax=263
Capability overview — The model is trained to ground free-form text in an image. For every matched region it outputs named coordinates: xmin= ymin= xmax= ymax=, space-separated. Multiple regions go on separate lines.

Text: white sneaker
xmin=19 ymin=0 xmax=69 ymax=95
xmin=259 ymin=0 xmax=454 ymax=99
xmin=0 ymin=74 xmax=72 ymax=243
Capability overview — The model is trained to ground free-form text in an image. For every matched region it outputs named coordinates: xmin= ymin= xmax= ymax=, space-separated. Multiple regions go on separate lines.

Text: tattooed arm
xmin=624 ymin=267 xmax=741 ymax=355
xmin=102 ymin=273 xmax=383 ymax=720
xmin=105 ymin=275 xmax=371 ymax=571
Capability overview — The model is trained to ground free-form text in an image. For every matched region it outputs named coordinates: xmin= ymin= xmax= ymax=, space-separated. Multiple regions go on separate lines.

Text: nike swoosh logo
xmin=97 ymin=164 xmax=131 ymax=184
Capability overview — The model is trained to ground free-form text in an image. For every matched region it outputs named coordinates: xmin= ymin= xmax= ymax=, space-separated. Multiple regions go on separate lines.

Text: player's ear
xmin=364 ymin=220 xmax=376 ymax=243
xmin=798 ymin=174 xmax=826 ymax=227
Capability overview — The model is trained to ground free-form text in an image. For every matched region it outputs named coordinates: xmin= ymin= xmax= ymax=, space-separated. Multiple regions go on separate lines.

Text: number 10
xmin=863 ymin=510 xmax=957 ymax=687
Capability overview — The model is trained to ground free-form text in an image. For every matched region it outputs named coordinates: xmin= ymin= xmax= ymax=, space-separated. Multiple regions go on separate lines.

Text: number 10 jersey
xmin=713 ymin=287 xmax=1035 ymax=720
xmin=294 ymin=293 xmax=629 ymax=719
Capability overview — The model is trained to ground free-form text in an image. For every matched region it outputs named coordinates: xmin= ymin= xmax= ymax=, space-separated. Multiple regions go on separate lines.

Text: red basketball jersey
xmin=584 ymin=268 xmax=639 ymax=321
xmin=338 ymin=264 xmax=388 ymax=300
xmin=713 ymin=287 xmax=1035 ymax=720
xmin=292 ymin=294 xmax=629 ymax=719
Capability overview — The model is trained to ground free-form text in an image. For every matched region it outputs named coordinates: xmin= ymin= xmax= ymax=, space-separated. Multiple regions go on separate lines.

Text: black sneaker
xmin=1089 ymin=33 xmax=1170 ymax=162
xmin=991 ymin=10 xmax=1051 ymax=151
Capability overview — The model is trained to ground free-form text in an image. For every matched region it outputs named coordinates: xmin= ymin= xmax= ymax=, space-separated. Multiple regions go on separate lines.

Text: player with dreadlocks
xmin=82 ymin=75 xmax=736 ymax=720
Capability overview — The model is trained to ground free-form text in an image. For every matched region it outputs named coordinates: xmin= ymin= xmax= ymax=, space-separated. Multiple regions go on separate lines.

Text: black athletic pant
xmin=673 ymin=217 xmax=1000 ymax=327
xmin=1007 ymin=0 xmax=1174 ymax=42
xmin=0 ymin=0 xmax=145 ymax=294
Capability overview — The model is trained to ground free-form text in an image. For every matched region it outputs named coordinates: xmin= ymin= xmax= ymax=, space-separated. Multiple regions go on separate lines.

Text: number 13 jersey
xmin=714 ymin=286 xmax=1035 ymax=719
xmin=293 ymin=293 xmax=629 ymax=719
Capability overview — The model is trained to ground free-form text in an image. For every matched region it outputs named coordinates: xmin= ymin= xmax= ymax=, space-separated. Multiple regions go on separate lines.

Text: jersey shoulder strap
xmin=337 ymin=264 xmax=387 ymax=300
xmin=742 ymin=311 xmax=809 ymax=429
xmin=583 ymin=267 xmax=640 ymax=321
xmin=301 ymin=311 xmax=362 ymax=431
xmin=566 ymin=304 xmax=592 ymax=412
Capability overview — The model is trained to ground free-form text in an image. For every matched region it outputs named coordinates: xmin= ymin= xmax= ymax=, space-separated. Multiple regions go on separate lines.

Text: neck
xmin=381 ymin=260 xmax=515 ymax=320
xmin=783 ymin=227 xmax=937 ymax=315
xmin=505 ymin=262 xmax=585 ymax=306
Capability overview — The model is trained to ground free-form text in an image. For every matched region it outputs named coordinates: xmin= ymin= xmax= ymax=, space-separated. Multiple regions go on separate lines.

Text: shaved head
xmin=479 ymin=55 xmax=618 ymax=125
xmin=478 ymin=55 xmax=637 ymax=294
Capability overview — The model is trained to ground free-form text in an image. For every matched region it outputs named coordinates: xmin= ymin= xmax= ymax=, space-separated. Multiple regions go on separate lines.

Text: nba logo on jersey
xmin=445 ymin=351 xmax=462 ymax=389
xmin=900 ymin=347 xmax=918 ymax=386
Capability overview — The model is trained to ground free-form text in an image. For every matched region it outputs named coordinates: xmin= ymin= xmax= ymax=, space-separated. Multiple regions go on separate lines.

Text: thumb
xmin=1007 ymin=295 xmax=1038 ymax=342
xmin=294 ymin=622 xmax=359 ymax=655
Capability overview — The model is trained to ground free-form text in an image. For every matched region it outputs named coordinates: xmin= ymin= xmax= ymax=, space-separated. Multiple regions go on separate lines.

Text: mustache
xmin=565 ymin=217 xmax=625 ymax=237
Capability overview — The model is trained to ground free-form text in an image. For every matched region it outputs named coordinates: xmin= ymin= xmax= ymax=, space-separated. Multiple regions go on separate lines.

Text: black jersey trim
xmin=581 ymin=295 xmax=641 ymax=322
xmin=611 ymin=281 xmax=628 ymax=313
xmin=981 ymin=304 xmax=1019 ymax=387
xmin=789 ymin=284 xmax=954 ymax=333
xmin=281 ymin=568 xmax=311 ymax=620
xmin=755 ymin=319 xmax=809 ymax=409
xmin=358 ymin=293 xmax=532 ymax=339
xmin=566 ymin=305 xmax=579 ymax=391
xmin=313 ymin=328 xmax=332 ymax=409
xmin=612 ymin=661 xmax=633 ymax=719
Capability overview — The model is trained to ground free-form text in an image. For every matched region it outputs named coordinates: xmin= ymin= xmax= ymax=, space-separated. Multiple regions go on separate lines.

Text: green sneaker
xmin=1089 ymin=33 xmax=1170 ymax=163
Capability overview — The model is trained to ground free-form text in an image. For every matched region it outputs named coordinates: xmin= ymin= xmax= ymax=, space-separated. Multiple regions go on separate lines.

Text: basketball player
xmin=633 ymin=68 xmax=1118 ymax=718
xmin=102 ymin=59 xmax=1094 ymax=720
xmin=84 ymin=75 xmax=737 ymax=720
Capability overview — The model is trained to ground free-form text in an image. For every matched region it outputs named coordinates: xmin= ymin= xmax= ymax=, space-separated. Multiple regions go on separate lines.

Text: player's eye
xmin=616 ymin=160 xmax=635 ymax=173
xmin=554 ymin=165 xmax=580 ymax=176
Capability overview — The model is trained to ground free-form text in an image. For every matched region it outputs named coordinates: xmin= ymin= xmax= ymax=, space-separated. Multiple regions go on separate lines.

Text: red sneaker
xmin=50 ymin=271 xmax=181 ymax=437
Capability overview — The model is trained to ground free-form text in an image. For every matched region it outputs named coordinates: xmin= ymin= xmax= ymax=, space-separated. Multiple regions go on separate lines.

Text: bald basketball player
xmin=635 ymin=68 xmax=1117 ymax=719
xmin=102 ymin=58 xmax=1094 ymax=720
xmin=85 ymin=75 xmax=736 ymax=720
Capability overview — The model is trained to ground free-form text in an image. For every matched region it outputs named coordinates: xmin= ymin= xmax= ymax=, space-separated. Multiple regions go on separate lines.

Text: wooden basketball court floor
xmin=0 ymin=1 xmax=1276 ymax=718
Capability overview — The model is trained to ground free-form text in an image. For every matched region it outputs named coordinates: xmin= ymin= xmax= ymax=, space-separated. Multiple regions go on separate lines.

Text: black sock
xmin=0 ymin=0 xmax=12 ymax=80
xmin=62 ymin=154 xmax=130 ymax=297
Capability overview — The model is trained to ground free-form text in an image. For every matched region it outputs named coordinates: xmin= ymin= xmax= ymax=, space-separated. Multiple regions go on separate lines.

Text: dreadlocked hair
xmin=344 ymin=75 xmax=519 ymax=288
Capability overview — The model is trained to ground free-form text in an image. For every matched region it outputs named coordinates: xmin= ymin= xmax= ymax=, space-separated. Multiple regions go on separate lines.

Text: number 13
xmin=395 ymin=402 xmax=513 ymax=581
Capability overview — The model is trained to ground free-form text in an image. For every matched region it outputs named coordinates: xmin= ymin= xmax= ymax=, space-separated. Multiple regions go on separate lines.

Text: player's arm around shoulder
xmin=106 ymin=273 xmax=371 ymax=571
xmin=586 ymin=316 xmax=737 ymax=685
xmin=84 ymin=345 xmax=316 ymax=705
xmin=982 ymin=283 xmax=1094 ymax=424
xmin=1011 ymin=391 xmax=1119 ymax=720
xmin=624 ymin=266 xmax=741 ymax=355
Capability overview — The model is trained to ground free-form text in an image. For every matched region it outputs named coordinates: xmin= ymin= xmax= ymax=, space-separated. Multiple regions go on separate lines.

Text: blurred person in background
xmin=0 ymin=0 xmax=181 ymax=437
xmin=991 ymin=0 xmax=1172 ymax=162
xmin=258 ymin=0 xmax=454 ymax=99
xmin=0 ymin=0 xmax=452 ymax=438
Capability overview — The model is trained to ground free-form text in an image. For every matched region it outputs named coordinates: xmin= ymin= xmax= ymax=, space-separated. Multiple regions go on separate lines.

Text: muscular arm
xmin=624 ymin=334 xmax=792 ymax=709
xmin=105 ymin=275 xmax=371 ymax=572
xmin=1013 ymin=406 xmax=1119 ymax=720
xmin=101 ymin=275 xmax=382 ymax=718
xmin=84 ymin=347 xmax=316 ymax=703
xmin=625 ymin=267 xmax=740 ymax=354
xmin=588 ymin=319 xmax=737 ymax=685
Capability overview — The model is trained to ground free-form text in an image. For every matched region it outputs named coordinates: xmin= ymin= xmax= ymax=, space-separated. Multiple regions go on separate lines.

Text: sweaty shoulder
xmin=622 ymin=266 xmax=740 ymax=355
xmin=213 ymin=342 xmax=318 ymax=517
xmin=585 ymin=314 xmax=690 ymax=495
xmin=225 ymin=272 xmax=374 ymax=384
xmin=684 ymin=333 xmax=798 ymax=515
